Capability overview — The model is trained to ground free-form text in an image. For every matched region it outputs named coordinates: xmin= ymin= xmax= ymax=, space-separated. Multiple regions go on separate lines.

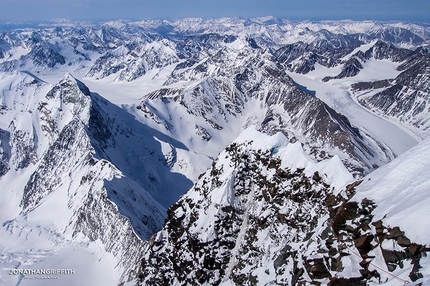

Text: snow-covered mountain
xmin=0 ymin=72 xmax=172 ymax=285
xmin=0 ymin=17 xmax=429 ymax=285
xmin=138 ymin=128 xmax=430 ymax=285
xmin=351 ymin=51 xmax=430 ymax=135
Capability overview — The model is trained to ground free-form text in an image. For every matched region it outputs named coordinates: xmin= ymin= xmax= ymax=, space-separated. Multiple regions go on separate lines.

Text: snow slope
xmin=235 ymin=127 xmax=355 ymax=191
xmin=354 ymin=137 xmax=430 ymax=246
xmin=344 ymin=137 xmax=430 ymax=285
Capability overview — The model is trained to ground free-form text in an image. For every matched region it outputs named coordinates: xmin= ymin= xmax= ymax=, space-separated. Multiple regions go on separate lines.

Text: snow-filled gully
xmin=223 ymin=182 xmax=255 ymax=281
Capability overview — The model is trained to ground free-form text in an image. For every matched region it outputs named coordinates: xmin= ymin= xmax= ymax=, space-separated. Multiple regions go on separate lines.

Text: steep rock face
xmin=275 ymin=42 xmax=354 ymax=74
xmin=369 ymin=40 xmax=415 ymax=61
xmin=13 ymin=72 xmax=186 ymax=233
xmin=0 ymin=41 xmax=66 ymax=72
xmin=9 ymin=122 xmax=38 ymax=170
xmin=86 ymin=39 xmax=180 ymax=81
xmin=86 ymin=92 xmax=194 ymax=208
xmin=0 ymin=19 xmax=428 ymax=79
xmin=275 ymin=39 xmax=423 ymax=78
xmin=20 ymin=117 xmax=90 ymax=211
xmin=0 ymin=73 xmax=49 ymax=172
xmin=0 ymin=128 xmax=10 ymax=176
xmin=25 ymin=41 xmax=66 ymax=68
xmin=16 ymin=110 xmax=154 ymax=279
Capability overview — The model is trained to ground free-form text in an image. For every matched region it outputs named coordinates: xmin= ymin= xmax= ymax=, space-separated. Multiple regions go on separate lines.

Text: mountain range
xmin=0 ymin=17 xmax=429 ymax=285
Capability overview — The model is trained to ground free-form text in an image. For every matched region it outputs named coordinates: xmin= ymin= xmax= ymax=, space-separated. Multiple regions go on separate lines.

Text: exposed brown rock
xmin=372 ymin=220 xmax=384 ymax=238
xmin=410 ymin=243 xmax=421 ymax=256
xmin=305 ymin=258 xmax=331 ymax=280
xmin=354 ymin=235 xmax=374 ymax=251
xmin=396 ymin=235 xmax=411 ymax=247
xmin=331 ymin=201 xmax=359 ymax=234
xmin=386 ymin=226 xmax=404 ymax=239
xmin=328 ymin=277 xmax=366 ymax=286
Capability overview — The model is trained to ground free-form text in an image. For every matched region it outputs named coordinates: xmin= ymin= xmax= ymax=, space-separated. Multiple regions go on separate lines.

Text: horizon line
xmin=1 ymin=16 xmax=429 ymax=29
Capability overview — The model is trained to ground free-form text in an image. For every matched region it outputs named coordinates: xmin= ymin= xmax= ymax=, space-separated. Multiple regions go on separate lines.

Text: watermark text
xmin=9 ymin=268 xmax=75 ymax=277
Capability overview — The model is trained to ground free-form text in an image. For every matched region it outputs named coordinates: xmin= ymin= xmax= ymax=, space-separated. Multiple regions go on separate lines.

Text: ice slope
xmin=354 ymin=137 xmax=430 ymax=246
xmin=339 ymin=137 xmax=430 ymax=285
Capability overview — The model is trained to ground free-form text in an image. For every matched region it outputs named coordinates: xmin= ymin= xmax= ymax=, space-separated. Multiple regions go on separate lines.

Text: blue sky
xmin=1 ymin=0 xmax=429 ymax=24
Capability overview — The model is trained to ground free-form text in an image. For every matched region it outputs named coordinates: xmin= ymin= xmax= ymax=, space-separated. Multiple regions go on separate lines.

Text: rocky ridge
xmin=138 ymin=132 xmax=430 ymax=285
